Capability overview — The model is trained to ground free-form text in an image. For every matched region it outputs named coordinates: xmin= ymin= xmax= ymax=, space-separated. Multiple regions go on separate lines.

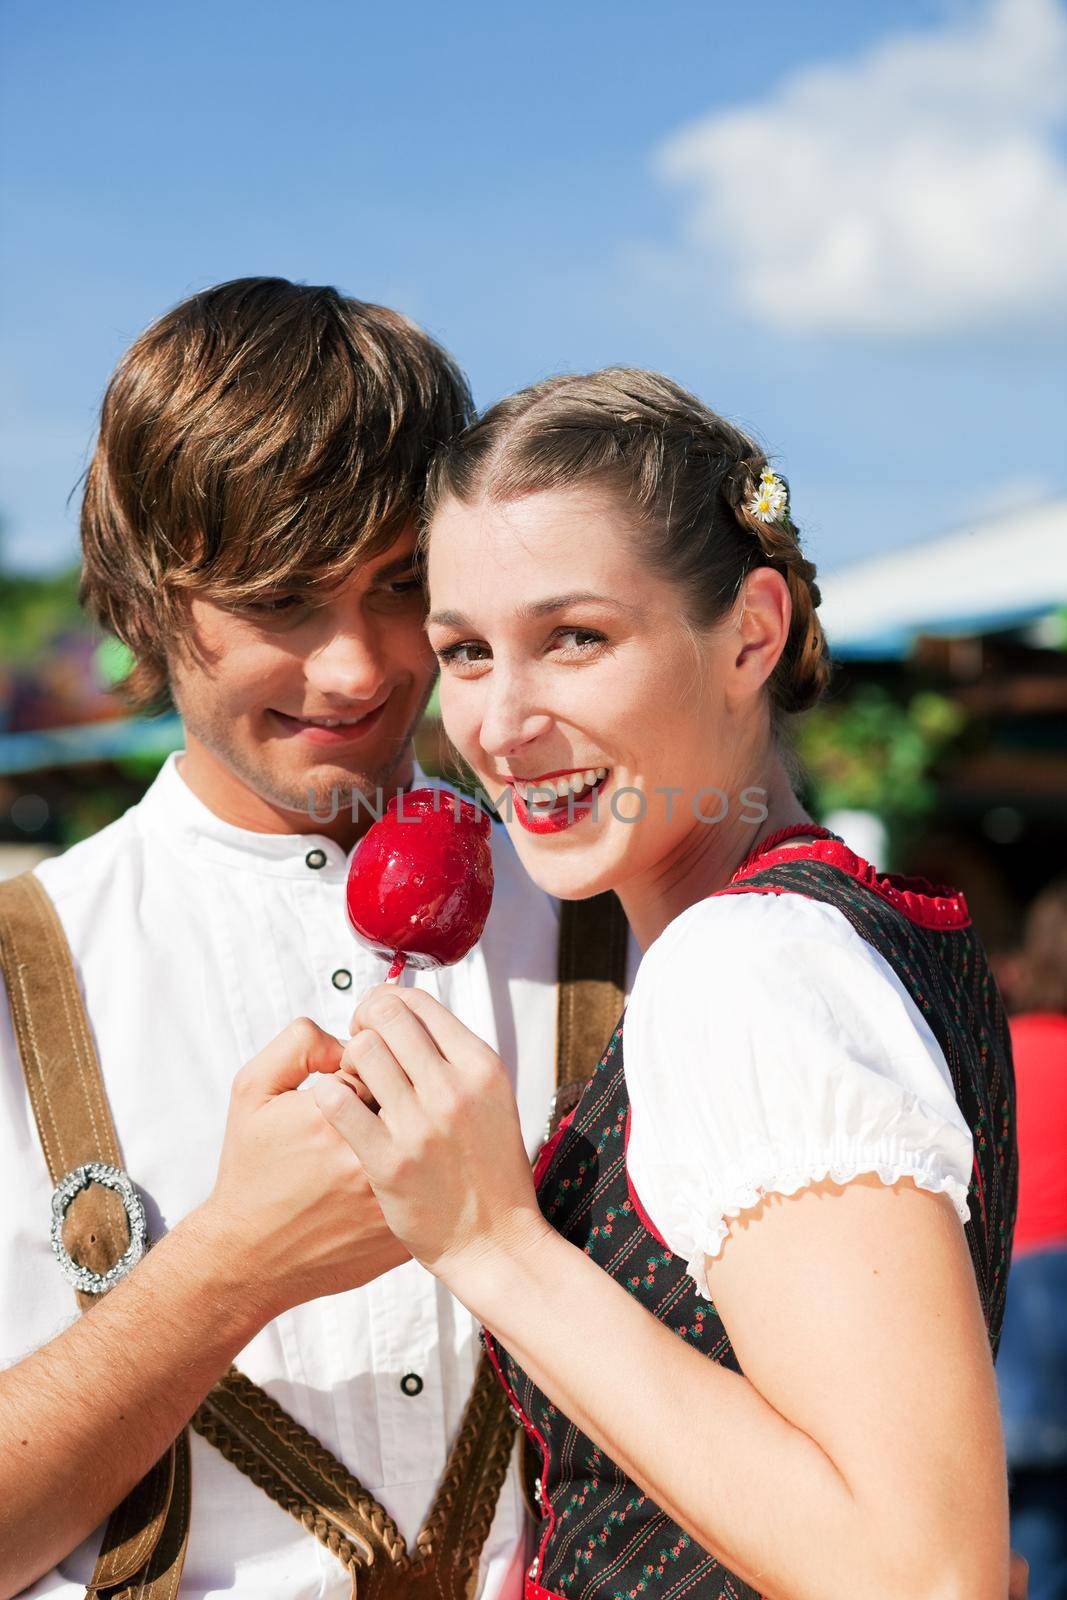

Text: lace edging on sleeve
xmin=675 ymin=1147 xmax=972 ymax=1299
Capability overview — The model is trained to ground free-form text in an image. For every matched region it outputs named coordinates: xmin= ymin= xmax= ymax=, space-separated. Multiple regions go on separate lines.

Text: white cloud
xmin=656 ymin=0 xmax=1067 ymax=336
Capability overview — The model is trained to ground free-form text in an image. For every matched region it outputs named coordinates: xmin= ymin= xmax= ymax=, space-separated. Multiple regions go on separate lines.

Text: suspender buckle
xmin=50 ymin=1162 xmax=148 ymax=1295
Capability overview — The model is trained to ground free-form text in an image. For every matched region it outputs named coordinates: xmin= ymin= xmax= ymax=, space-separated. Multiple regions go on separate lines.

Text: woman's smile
xmin=501 ymin=766 xmax=613 ymax=834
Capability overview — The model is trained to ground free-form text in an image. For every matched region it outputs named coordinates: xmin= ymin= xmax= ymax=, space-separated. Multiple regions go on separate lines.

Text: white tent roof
xmin=818 ymin=499 xmax=1067 ymax=658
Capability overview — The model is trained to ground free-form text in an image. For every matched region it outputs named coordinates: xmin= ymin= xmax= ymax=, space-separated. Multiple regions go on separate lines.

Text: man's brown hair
xmin=80 ymin=276 xmax=473 ymax=711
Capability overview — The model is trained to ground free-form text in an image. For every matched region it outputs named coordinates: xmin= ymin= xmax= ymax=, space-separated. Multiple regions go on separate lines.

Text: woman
xmin=314 ymin=370 xmax=1017 ymax=1600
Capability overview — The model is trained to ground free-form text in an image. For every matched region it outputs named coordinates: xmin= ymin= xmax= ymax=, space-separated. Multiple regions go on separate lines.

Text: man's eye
xmin=244 ymin=594 xmax=307 ymax=616
xmin=238 ymin=595 xmax=313 ymax=617
xmin=366 ymin=574 xmax=424 ymax=605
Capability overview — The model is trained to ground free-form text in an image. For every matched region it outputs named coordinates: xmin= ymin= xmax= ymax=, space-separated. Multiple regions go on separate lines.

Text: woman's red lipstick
xmin=506 ymin=771 xmax=609 ymax=835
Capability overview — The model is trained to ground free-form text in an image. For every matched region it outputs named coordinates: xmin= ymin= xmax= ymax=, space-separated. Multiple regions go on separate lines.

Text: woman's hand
xmin=312 ymin=985 xmax=550 ymax=1296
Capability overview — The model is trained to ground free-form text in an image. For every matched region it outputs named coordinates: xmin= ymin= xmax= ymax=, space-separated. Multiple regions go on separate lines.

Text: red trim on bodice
xmin=623 ymin=1099 xmax=669 ymax=1249
xmin=533 ymin=1106 xmax=578 ymax=1187
xmin=729 ymin=824 xmax=971 ymax=930
xmin=732 ymin=820 xmax=838 ymax=870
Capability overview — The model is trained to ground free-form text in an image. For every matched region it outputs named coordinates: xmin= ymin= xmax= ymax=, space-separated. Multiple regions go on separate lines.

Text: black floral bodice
xmin=484 ymin=843 xmax=1017 ymax=1600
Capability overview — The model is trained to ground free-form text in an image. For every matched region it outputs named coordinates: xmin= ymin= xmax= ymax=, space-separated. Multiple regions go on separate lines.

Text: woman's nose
xmin=478 ymin=673 xmax=553 ymax=759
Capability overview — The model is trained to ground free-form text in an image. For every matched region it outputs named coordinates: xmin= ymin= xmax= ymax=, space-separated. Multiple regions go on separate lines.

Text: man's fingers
xmin=313 ymin=1073 xmax=389 ymax=1164
xmin=233 ymin=1017 xmax=344 ymax=1104
xmin=1008 ymin=1551 xmax=1029 ymax=1600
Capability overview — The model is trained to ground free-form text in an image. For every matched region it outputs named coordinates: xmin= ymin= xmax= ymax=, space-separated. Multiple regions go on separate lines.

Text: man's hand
xmin=0 ymin=1017 xmax=408 ymax=1597
xmin=1009 ymin=1551 xmax=1029 ymax=1599
xmin=197 ymin=1016 xmax=409 ymax=1317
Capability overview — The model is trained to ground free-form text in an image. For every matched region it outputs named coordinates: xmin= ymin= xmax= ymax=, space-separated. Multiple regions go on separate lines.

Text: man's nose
xmin=304 ymin=619 xmax=391 ymax=702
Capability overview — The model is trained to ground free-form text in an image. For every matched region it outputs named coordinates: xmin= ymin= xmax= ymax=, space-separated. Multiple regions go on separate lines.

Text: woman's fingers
xmin=350 ymin=985 xmax=496 ymax=1081
xmin=341 ymin=1030 xmax=415 ymax=1116
xmin=348 ymin=987 xmax=455 ymax=1091
xmin=312 ymin=1073 xmax=388 ymax=1165
xmin=337 ymin=1068 xmax=379 ymax=1111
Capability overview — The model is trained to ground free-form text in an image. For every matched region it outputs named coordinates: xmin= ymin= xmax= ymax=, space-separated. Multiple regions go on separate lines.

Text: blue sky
xmin=2 ymin=0 xmax=1065 ymax=579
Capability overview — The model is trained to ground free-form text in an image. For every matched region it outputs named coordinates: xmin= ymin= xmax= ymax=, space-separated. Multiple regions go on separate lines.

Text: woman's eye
xmin=387 ymin=577 xmax=424 ymax=597
xmin=435 ymin=628 xmax=607 ymax=671
xmin=436 ymin=641 xmax=490 ymax=668
xmin=555 ymin=628 xmax=606 ymax=654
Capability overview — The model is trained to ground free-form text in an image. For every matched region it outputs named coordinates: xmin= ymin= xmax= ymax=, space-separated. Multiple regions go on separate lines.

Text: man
xmin=0 ymin=279 xmax=634 ymax=1597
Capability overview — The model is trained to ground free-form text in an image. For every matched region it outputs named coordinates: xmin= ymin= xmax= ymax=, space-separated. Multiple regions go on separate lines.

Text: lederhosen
xmin=483 ymin=825 xmax=1018 ymax=1600
xmin=0 ymin=871 xmax=629 ymax=1600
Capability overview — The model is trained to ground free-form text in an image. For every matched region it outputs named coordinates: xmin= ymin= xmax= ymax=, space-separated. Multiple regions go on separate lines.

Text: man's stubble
xmin=175 ymin=676 xmax=439 ymax=822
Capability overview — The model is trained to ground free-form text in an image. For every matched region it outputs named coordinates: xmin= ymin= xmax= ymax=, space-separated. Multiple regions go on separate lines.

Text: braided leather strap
xmin=409 ymin=1349 xmax=520 ymax=1597
xmin=192 ymin=1355 xmax=518 ymax=1600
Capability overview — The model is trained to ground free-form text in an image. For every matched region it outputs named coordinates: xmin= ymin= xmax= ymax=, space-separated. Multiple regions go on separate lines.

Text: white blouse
xmin=624 ymin=890 xmax=974 ymax=1299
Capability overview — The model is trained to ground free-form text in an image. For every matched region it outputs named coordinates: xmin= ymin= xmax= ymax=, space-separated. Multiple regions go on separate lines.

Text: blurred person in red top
xmin=998 ymin=878 xmax=1067 ymax=1600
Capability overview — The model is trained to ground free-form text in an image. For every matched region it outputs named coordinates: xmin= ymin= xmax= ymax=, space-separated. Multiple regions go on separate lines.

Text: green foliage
xmin=797 ymin=684 xmax=968 ymax=827
xmin=95 ymin=636 xmax=135 ymax=686
xmin=113 ymin=749 xmax=173 ymax=784
xmin=0 ymin=566 xmax=85 ymax=662
xmin=58 ymin=785 xmax=135 ymax=846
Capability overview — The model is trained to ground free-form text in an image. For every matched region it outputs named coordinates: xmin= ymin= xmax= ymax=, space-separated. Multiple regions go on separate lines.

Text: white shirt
xmin=0 ymin=755 xmax=625 ymax=1599
xmin=625 ymin=892 xmax=974 ymax=1299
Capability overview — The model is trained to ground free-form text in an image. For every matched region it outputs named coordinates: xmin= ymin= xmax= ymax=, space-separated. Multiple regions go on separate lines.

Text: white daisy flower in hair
xmin=749 ymin=469 xmax=789 ymax=523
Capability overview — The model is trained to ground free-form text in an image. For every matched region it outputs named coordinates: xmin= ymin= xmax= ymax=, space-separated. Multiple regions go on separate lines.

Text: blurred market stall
xmin=814 ymin=499 xmax=1067 ymax=949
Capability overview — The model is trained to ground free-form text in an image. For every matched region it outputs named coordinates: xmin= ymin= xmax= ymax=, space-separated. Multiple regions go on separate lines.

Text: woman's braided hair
xmin=423 ymin=367 xmax=831 ymax=724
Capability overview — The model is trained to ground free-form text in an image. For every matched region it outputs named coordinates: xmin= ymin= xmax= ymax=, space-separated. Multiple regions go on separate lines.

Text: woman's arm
xmin=316 ymin=985 xmax=1008 ymax=1600
xmin=461 ymin=1177 xmax=1006 ymax=1600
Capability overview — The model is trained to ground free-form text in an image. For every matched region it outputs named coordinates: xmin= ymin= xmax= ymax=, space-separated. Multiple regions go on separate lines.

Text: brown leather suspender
xmin=0 ymin=871 xmax=190 ymax=1599
xmin=0 ymin=870 xmax=628 ymax=1598
xmin=552 ymin=890 xmax=630 ymax=1132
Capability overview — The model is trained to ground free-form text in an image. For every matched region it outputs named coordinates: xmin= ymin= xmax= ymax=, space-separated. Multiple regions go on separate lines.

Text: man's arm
xmin=0 ymin=1210 xmax=264 ymax=1591
xmin=0 ymin=1018 xmax=407 ymax=1598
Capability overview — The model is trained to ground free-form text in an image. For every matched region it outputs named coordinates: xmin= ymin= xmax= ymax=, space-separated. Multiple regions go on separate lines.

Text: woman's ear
xmin=726 ymin=568 xmax=791 ymax=707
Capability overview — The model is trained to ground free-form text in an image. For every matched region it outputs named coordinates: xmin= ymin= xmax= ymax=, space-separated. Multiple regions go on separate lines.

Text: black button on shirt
xmin=331 ymin=969 xmax=353 ymax=991
xmin=305 ymin=848 xmax=328 ymax=870
xmin=400 ymin=1372 xmax=424 ymax=1397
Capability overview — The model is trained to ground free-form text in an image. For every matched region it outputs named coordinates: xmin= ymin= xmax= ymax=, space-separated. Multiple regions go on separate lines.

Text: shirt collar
xmin=134 ymin=750 xmax=436 ymax=878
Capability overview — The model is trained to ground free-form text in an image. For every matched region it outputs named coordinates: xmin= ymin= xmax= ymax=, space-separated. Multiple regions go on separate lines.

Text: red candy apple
xmin=345 ymin=788 xmax=494 ymax=980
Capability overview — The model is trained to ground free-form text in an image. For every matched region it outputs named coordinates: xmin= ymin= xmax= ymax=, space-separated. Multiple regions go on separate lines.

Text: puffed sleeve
xmin=623 ymin=892 xmax=974 ymax=1298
